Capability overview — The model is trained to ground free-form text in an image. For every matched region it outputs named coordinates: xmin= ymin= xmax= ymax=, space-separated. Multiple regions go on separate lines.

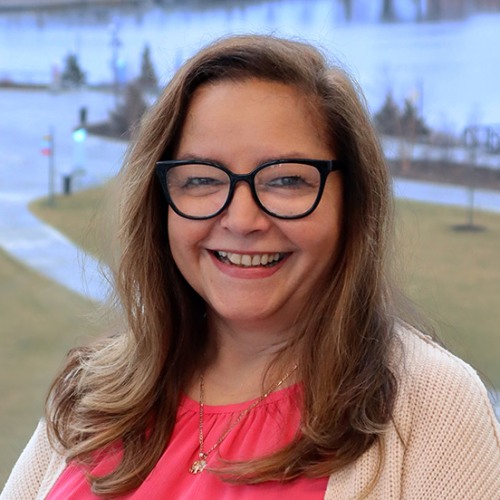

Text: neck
xmin=190 ymin=315 xmax=297 ymax=405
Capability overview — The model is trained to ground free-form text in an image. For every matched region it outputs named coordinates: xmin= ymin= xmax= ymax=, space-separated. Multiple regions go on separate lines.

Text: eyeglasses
xmin=155 ymin=158 xmax=342 ymax=220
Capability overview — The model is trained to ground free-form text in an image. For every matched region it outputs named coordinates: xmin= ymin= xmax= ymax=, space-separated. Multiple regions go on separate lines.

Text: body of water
xmin=0 ymin=0 xmax=499 ymax=133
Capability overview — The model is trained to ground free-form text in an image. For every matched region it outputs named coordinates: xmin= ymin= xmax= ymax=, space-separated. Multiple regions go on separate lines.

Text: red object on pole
xmin=41 ymin=134 xmax=53 ymax=156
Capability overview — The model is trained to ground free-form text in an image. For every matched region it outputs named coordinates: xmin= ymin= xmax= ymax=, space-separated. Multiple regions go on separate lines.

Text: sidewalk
xmin=394 ymin=177 xmax=500 ymax=213
xmin=0 ymin=87 xmax=127 ymax=300
xmin=0 ymin=190 xmax=108 ymax=301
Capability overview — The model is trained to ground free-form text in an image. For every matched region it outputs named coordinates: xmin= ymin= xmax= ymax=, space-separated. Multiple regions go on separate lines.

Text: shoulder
xmin=325 ymin=325 xmax=500 ymax=499
xmin=392 ymin=324 xmax=500 ymax=497
xmin=394 ymin=324 xmax=497 ymax=426
xmin=0 ymin=420 xmax=67 ymax=500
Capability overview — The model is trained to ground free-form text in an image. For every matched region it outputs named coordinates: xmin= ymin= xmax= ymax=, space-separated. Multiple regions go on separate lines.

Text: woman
xmin=2 ymin=35 xmax=499 ymax=499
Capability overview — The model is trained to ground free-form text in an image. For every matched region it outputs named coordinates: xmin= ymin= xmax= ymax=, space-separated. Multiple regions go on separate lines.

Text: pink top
xmin=47 ymin=384 xmax=328 ymax=499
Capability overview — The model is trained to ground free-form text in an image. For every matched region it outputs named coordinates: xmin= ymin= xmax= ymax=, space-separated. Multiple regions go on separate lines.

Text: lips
xmin=213 ymin=250 xmax=286 ymax=268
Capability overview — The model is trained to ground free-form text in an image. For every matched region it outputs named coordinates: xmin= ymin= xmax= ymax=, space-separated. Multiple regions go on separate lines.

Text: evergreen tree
xmin=138 ymin=44 xmax=158 ymax=91
xmin=342 ymin=0 xmax=353 ymax=21
xmin=374 ymin=93 xmax=429 ymax=138
xmin=427 ymin=0 xmax=441 ymax=20
xmin=381 ymin=0 xmax=396 ymax=21
xmin=374 ymin=93 xmax=401 ymax=135
xmin=110 ymin=82 xmax=147 ymax=137
xmin=400 ymin=98 xmax=429 ymax=137
xmin=61 ymin=53 xmax=86 ymax=88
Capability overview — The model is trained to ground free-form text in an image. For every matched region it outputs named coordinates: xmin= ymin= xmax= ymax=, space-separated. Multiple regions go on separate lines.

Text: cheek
xmin=287 ymin=216 xmax=341 ymax=274
xmin=306 ymin=182 xmax=343 ymax=271
xmin=316 ymin=176 xmax=343 ymax=237
xmin=167 ymin=210 xmax=212 ymax=265
xmin=167 ymin=216 xmax=199 ymax=293
xmin=167 ymin=212 xmax=195 ymax=272
xmin=167 ymin=212 xmax=183 ymax=257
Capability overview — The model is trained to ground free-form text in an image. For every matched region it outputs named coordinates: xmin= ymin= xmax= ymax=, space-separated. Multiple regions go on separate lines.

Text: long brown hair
xmin=46 ymin=35 xmax=400 ymax=496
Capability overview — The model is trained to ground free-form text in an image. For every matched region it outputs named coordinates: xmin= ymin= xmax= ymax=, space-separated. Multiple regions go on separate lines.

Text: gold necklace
xmin=189 ymin=364 xmax=298 ymax=474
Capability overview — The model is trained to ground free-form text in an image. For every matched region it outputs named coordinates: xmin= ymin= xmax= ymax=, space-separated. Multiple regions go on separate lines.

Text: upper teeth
xmin=216 ymin=251 xmax=283 ymax=267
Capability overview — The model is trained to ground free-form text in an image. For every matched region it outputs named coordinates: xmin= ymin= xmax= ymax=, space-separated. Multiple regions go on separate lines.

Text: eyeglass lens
xmin=165 ymin=162 xmax=322 ymax=218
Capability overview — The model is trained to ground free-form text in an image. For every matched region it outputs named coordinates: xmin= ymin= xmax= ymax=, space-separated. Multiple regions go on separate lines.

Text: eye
xmin=266 ymin=175 xmax=310 ymax=189
xmin=256 ymin=163 xmax=320 ymax=193
xmin=167 ymin=164 xmax=229 ymax=194
xmin=181 ymin=177 xmax=225 ymax=189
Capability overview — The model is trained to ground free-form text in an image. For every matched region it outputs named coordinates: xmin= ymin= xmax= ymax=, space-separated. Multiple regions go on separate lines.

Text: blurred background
xmin=1 ymin=0 xmax=499 ymax=483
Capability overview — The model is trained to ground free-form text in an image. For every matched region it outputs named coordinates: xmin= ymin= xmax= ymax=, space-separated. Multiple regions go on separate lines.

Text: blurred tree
xmin=341 ymin=0 xmax=353 ymax=21
xmin=374 ymin=93 xmax=401 ymax=135
xmin=110 ymin=82 xmax=147 ymax=137
xmin=381 ymin=0 xmax=397 ymax=21
xmin=427 ymin=0 xmax=468 ymax=20
xmin=414 ymin=0 xmax=424 ymax=21
xmin=61 ymin=53 xmax=86 ymax=88
xmin=138 ymin=44 xmax=158 ymax=91
xmin=374 ymin=93 xmax=429 ymax=138
xmin=401 ymin=98 xmax=429 ymax=137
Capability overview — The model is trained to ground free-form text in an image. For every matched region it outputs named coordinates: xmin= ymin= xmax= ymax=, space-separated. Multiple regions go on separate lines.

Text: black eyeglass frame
xmin=155 ymin=158 xmax=342 ymax=220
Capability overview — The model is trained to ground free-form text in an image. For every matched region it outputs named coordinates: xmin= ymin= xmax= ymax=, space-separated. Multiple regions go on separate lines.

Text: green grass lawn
xmin=30 ymin=189 xmax=500 ymax=387
xmin=0 ymin=248 xmax=104 ymax=484
xmin=30 ymin=186 xmax=107 ymax=257
xmin=1 ymin=188 xmax=498 ymax=482
xmin=396 ymin=201 xmax=500 ymax=388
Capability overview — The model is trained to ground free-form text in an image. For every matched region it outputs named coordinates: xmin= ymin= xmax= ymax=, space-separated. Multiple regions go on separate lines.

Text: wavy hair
xmin=46 ymin=35 xmax=401 ymax=496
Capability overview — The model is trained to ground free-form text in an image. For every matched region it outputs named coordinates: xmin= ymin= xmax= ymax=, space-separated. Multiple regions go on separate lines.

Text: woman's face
xmin=168 ymin=78 xmax=343 ymax=332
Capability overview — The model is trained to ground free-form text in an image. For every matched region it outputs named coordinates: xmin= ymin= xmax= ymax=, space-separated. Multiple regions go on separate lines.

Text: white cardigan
xmin=2 ymin=328 xmax=500 ymax=499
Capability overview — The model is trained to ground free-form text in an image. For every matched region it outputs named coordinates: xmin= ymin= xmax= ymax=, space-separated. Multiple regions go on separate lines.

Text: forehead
xmin=187 ymin=77 xmax=324 ymax=123
xmin=176 ymin=78 xmax=331 ymax=164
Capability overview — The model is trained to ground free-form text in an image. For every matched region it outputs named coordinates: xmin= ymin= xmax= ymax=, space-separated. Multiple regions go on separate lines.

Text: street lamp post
xmin=41 ymin=127 xmax=55 ymax=206
xmin=109 ymin=21 xmax=122 ymax=107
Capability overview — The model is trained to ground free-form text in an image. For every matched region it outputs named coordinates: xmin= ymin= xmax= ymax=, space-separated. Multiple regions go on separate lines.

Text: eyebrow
xmin=175 ymin=153 xmax=223 ymax=163
xmin=174 ymin=152 xmax=317 ymax=167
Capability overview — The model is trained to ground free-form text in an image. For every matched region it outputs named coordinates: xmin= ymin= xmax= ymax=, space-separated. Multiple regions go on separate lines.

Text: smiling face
xmin=168 ymin=78 xmax=343 ymax=336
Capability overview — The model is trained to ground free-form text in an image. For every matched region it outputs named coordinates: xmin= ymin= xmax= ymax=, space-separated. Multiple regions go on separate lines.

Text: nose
xmin=219 ymin=181 xmax=271 ymax=234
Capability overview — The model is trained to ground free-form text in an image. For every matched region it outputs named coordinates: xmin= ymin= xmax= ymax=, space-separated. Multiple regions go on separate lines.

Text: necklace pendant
xmin=189 ymin=453 xmax=207 ymax=474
